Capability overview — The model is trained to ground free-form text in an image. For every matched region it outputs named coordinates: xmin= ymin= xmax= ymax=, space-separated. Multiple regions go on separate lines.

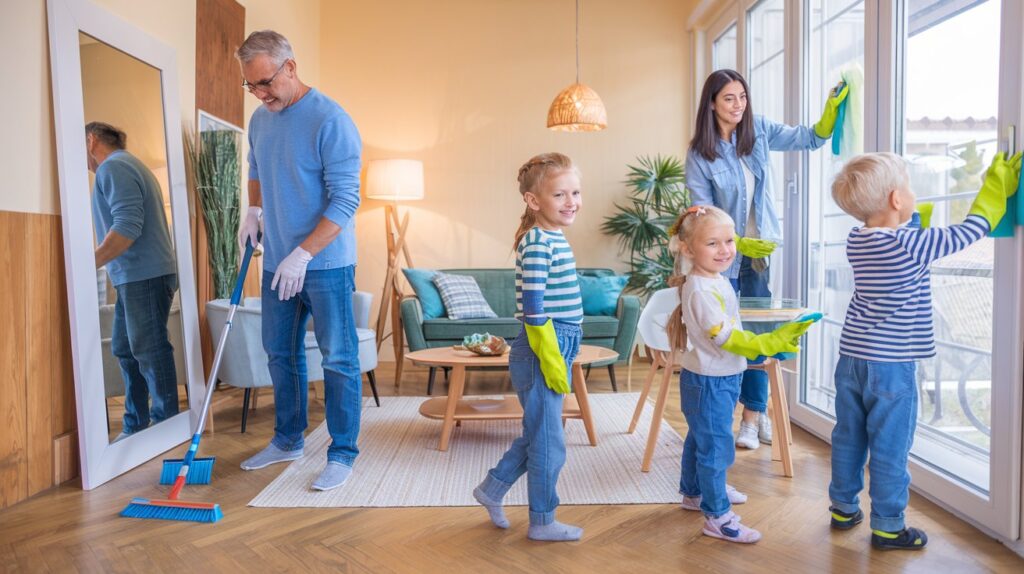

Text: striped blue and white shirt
xmin=515 ymin=227 xmax=583 ymax=325
xmin=839 ymin=214 xmax=989 ymax=361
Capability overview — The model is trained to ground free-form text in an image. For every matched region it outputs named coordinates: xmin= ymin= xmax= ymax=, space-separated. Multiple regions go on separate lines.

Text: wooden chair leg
xmin=427 ymin=367 xmax=437 ymax=395
xmin=367 ymin=370 xmax=381 ymax=407
xmin=251 ymin=387 xmax=259 ymax=412
xmin=765 ymin=359 xmax=794 ymax=477
xmin=642 ymin=354 xmax=674 ymax=473
xmin=628 ymin=354 xmax=661 ymax=434
xmin=607 ymin=364 xmax=618 ymax=392
xmin=241 ymin=388 xmax=252 ymax=433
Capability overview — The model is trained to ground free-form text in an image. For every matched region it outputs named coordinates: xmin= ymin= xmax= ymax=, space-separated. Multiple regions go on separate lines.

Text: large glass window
xmin=747 ymin=0 xmax=786 ymax=295
xmin=713 ymin=24 xmax=738 ymax=71
xmin=802 ymin=0 xmax=865 ymax=416
xmin=899 ymin=0 xmax=1001 ymax=493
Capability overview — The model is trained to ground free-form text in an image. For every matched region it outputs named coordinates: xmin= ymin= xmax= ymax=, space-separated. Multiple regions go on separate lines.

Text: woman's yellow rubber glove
xmin=814 ymin=81 xmax=850 ymax=138
xmin=969 ymin=151 xmax=1023 ymax=228
xmin=524 ymin=319 xmax=570 ymax=394
xmin=735 ymin=235 xmax=777 ymax=259
xmin=720 ymin=313 xmax=822 ymax=361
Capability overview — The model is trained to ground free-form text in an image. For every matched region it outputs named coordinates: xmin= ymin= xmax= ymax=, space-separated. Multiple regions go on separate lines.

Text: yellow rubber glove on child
xmin=735 ymin=235 xmax=777 ymax=258
xmin=969 ymin=151 xmax=1023 ymax=228
xmin=720 ymin=313 xmax=822 ymax=361
xmin=915 ymin=202 xmax=934 ymax=229
xmin=814 ymin=81 xmax=850 ymax=138
xmin=524 ymin=319 xmax=570 ymax=394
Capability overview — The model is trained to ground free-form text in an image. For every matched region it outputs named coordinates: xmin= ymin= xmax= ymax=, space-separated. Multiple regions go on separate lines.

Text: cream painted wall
xmin=1 ymin=0 xmax=195 ymax=215
xmin=319 ymin=0 xmax=698 ymax=356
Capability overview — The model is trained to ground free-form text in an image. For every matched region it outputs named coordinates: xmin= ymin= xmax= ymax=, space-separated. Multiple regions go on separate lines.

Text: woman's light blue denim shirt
xmin=685 ymin=115 xmax=827 ymax=278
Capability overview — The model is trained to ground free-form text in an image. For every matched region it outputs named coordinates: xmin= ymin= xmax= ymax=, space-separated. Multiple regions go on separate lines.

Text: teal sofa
xmin=400 ymin=268 xmax=640 ymax=394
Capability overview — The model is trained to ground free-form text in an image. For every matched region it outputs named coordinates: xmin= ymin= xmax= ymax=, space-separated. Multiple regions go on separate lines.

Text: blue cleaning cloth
xmin=990 ymin=167 xmax=1023 ymax=237
xmin=832 ymin=95 xmax=847 ymax=156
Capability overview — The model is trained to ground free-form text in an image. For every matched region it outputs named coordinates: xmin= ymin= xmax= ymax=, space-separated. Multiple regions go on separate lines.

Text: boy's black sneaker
xmin=829 ymin=507 xmax=864 ymax=530
xmin=871 ymin=526 xmax=928 ymax=550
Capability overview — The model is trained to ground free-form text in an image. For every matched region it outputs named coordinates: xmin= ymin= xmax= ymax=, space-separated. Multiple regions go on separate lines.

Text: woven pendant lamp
xmin=547 ymin=0 xmax=607 ymax=131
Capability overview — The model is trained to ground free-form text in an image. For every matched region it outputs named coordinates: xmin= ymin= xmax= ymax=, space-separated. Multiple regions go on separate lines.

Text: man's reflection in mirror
xmin=86 ymin=122 xmax=179 ymax=440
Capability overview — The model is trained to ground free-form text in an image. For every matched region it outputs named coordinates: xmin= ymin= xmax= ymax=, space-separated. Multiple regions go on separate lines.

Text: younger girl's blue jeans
xmin=678 ymin=368 xmax=742 ymax=517
xmin=479 ymin=321 xmax=582 ymax=526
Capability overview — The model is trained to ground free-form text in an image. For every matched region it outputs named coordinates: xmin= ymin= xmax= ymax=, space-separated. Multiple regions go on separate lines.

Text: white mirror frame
xmin=47 ymin=0 xmax=205 ymax=490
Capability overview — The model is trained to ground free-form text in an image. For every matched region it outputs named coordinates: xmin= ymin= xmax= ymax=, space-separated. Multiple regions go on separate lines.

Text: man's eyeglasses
xmin=242 ymin=60 xmax=288 ymax=93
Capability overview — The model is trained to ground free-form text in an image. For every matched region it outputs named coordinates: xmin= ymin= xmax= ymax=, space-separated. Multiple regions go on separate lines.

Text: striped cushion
xmin=432 ymin=273 xmax=498 ymax=320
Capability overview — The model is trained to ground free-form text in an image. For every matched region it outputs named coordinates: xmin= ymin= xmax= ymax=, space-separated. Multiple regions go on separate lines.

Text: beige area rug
xmin=248 ymin=393 xmax=685 ymax=508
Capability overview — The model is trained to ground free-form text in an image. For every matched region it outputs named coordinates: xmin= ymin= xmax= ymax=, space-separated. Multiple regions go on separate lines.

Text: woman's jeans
xmin=730 ymin=255 xmax=770 ymax=413
xmin=678 ymin=369 xmax=742 ymax=517
xmin=112 ymin=273 xmax=179 ymax=433
xmin=261 ymin=266 xmax=362 ymax=466
xmin=829 ymin=355 xmax=918 ymax=532
xmin=479 ymin=321 xmax=582 ymax=526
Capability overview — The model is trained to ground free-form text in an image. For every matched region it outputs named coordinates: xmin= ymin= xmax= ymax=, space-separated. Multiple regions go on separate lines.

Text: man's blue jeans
xmin=730 ymin=255 xmax=770 ymax=413
xmin=479 ymin=321 xmax=582 ymax=526
xmin=261 ymin=266 xmax=361 ymax=466
xmin=829 ymin=355 xmax=918 ymax=532
xmin=678 ymin=369 xmax=742 ymax=518
xmin=111 ymin=273 xmax=180 ymax=434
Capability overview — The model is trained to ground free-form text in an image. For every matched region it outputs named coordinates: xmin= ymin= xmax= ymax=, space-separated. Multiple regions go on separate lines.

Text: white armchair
xmin=206 ymin=291 xmax=380 ymax=433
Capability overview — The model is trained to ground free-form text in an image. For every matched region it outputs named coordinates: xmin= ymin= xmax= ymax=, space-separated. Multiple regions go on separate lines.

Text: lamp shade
xmin=546 ymin=82 xmax=607 ymax=131
xmin=366 ymin=159 xmax=424 ymax=201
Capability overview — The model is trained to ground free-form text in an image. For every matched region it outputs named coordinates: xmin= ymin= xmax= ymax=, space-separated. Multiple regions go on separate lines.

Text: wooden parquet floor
xmin=0 ymin=363 xmax=1020 ymax=573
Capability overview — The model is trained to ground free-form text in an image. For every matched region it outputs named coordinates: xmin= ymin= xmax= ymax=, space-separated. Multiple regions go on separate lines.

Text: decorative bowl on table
xmin=454 ymin=333 xmax=509 ymax=356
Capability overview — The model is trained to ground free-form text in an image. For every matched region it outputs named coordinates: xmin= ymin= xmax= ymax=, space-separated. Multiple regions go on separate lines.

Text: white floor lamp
xmin=366 ymin=159 xmax=424 ymax=387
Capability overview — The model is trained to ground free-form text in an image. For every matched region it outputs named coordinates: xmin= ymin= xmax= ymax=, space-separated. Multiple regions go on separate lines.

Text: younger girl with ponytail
xmin=473 ymin=152 xmax=585 ymax=542
xmin=667 ymin=205 xmax=820 ymax=544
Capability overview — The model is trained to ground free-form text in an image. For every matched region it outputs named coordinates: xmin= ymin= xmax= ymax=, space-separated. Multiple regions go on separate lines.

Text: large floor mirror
xmin=48 ymin=0 xmax=204 ymax=489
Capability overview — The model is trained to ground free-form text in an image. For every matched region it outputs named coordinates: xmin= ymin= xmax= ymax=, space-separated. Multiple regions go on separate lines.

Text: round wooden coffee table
xmin=406 ymin=345 xmax=619 ymax=451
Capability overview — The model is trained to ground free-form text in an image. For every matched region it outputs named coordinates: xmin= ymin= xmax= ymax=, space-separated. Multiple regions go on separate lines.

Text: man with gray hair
xmin=235 ymin=30 xmax=363 ymax=492
xmin=86 ymin=122 xmax=179 ymax=441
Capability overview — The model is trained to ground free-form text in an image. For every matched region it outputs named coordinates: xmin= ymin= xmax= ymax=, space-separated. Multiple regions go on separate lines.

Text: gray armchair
xmin=206 ymin=291 xmax=380 ymax=432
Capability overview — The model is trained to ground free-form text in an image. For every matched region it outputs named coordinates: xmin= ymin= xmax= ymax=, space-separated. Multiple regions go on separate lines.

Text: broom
xmin=121 ymin=237 xmax=258 ymax=522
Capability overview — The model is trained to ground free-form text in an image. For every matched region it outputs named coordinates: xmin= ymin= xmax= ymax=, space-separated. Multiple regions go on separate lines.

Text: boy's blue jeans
xmin=678 ymin=369 xmax=742 ymax=518
xmin=261 ymin=266 xmax=362 ymax=466
xmin=111 ymin=273 xmax=180 ymax=433
xmin=829 ymin=354 xmax=918 ymax=532
xmin=479 ymin=321 xmax=582 ymax=526
xmin=730 ymin=255 xmax=770 ymax=413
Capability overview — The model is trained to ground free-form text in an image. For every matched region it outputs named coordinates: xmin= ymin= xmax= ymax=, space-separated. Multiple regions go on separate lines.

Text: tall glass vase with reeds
xmin=183 ymin=123 xmax=241 ymax=299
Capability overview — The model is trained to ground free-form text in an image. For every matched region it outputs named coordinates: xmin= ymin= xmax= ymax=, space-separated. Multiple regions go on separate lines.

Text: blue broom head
xmin=121 ymin=498 xmax=223 ymax=523
xmin=160 ymin=457 xmax=216 ymax=485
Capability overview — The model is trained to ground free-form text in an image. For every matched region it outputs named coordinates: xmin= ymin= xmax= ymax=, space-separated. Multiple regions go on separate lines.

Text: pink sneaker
xmin=680 ymin=484 xmax=748 ymax=511
xmin=702 ymin=511 xmax=761 ymax=544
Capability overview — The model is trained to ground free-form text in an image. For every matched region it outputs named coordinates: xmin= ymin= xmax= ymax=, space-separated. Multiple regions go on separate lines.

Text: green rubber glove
xmin=524 ymin=319 xmax=570 ymax=394
xmin=720 ymin=313 xmax=823 ymax=361
xmin=735 ymin=235 xmax=777 ymax=259
xmin=814 ymin=81 xmax=850 ymax=138
xmin=969 ymin=152 xmax=1023 ymax=228
xmin=916 ymin=202 xmax=933 ymax=229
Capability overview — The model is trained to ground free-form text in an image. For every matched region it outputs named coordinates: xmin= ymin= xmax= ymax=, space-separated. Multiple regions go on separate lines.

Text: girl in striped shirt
xmin=828 ymin=151 xmax=1020 ymax=550
xmin=474 ymin=152 xmax=585 ymax=542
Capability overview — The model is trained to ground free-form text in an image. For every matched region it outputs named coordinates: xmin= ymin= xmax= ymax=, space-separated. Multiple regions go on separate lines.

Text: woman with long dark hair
xmin=685 ymin=69 xmax=847 ymax=450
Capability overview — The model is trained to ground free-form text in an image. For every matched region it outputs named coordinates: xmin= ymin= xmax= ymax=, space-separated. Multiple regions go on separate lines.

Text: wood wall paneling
xmin=1 ymin=212 xmax=29 ymax=508
xmin=194 ymin=0 xmax=249 ymax=376
xmin=0 ymin=211 xmax=76 ymax=511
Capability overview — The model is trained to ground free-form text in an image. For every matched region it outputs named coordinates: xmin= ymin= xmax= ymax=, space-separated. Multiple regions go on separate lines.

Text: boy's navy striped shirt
xmin=515 ymin=227 xmax=583 ymax=325
xmin=839 ymin=214 xmax=989 ymax=362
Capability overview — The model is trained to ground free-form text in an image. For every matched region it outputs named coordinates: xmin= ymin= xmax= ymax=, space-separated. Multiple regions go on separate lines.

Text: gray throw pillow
xmin=432 ymin=273 xmax=498 ymax=320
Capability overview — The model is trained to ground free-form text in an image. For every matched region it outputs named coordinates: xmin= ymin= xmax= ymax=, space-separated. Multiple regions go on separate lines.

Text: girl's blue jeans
xmin=479 ymin=321 xmax=582 ymax=526
xmin=678 ymin=369 xmax=742 ymax=518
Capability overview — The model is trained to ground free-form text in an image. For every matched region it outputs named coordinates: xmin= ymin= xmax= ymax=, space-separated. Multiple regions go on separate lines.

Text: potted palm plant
xmin=601 ymin=155 xmax=689 ymax=297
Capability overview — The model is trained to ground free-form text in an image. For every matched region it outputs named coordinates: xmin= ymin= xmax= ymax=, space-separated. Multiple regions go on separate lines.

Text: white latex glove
xmin=271 ymin=246 xmax=313 ymax=301
xmin=239 ymin=206 xmax=262 ymax=249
